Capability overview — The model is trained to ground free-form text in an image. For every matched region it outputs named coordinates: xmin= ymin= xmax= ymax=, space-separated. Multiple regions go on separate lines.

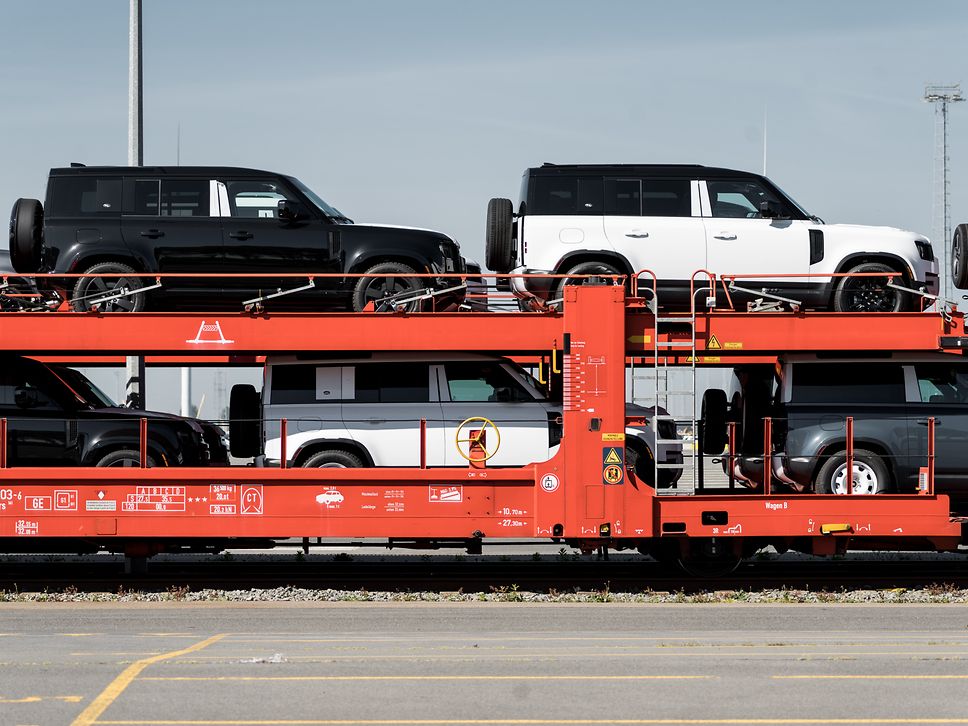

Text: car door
xmin=0 ymin=360 xmax=72 ymax=465
xmin=521 ymin=175 xmax=607 ymax=274
xmin=702 ymin=178 xmax=813 ymax=300
xmin=340 ymin=362 xmax=445 ymax=467
xmin=217 ymin=177 xmax=341 ymax=303
xmin=908 ymin=361 xmax=968 ymax=494
xmin=438 ymin=361 xmax=554 ymax=467
xmin=120 ymin=177 xmax=223 ymax=301
xmin=602 ymin=178 xmax=706 ymax=300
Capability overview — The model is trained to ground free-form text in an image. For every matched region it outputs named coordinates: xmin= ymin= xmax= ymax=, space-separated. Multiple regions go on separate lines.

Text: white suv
xmin=241 ymin=352 xmax=681 ymax=486
xmin=486 ymin=164 xmax=938 ymax=312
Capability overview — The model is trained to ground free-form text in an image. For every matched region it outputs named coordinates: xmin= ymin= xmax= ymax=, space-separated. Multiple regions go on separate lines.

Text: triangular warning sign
xmin=604 ymin=448 xmax=623 ymax=465
xmin=707 ymin=334 xmax=722 ymax=350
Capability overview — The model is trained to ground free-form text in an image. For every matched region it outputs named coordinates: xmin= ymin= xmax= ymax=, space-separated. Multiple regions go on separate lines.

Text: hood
xmin=90 ymin=406 xmax=216 ymax=433
xmin=355 ymin=222 xmax=459 ymax=246
xmin=822 ymin=222 xmax=929 ymax=242
xmin=625 ymin=402 xmax=671 ymax=417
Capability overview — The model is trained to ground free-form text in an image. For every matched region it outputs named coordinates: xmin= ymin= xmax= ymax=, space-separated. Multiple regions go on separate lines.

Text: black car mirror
xmin=759 ymin=200 xmax=780 ymax=219
xmin=14 ymin=386 xmax=41 ymax=409
xmin=278 ymin=199 xmax=306 ymax=222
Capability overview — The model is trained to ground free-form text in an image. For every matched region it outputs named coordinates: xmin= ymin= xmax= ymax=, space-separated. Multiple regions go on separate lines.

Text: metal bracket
xmin=243 ymin=279 xmax=317 ymax=312
xmin=727 ymin=281 xmax=802 ymax=312
xmin=73 ymin=281 xmax=163 ymax=310
xmin=374 ymin=283 xmax=467 ymax=312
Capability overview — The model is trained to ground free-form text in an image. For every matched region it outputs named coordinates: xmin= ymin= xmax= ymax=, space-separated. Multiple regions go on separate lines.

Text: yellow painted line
xmin=775 ymin=675 xmax=968 ymax=679
xmin=0 ymin=696 xmax=41 ymax=703
xmin=92 ymin=718 xmax=968 ymax=724
xmin=72 ymin=653 xmax=163 ymax=657
xmin=140 ymin=675 xmax=713 ymax=682
xmin=69 ymin=634 xmax=226 ymax=726
xmin=0 ymin=695 xmax=83 ymax=703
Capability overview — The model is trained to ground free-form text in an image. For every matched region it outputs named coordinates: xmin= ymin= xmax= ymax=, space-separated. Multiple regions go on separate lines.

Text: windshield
xmin=287 ymin=176 xmax=352 ymax=222
xmin=51 ymin=366 xmax=118 ymax=408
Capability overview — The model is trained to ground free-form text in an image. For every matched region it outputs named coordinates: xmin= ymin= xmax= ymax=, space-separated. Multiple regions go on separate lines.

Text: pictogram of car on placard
xmin=316 ymin=490 xmax=345 ymax=507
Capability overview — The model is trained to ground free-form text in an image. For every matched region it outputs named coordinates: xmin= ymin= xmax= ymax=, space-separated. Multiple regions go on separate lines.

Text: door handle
xmin=713 ymin=232 xmax=737 ymax=240
xmin=365 ymin=418 xmax=387 ymax=425
xmin=139 ymin=229 xmax=164 ymax=238
xmin=916 ymin=419 xmax=941 ymax=425
xmin=625 ymin=232 xmax=649 ymax=238
xmin=228 ymin=231 xmax=254 ymax=240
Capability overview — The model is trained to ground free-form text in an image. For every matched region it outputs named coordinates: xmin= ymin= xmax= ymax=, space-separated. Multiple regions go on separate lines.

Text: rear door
xmin=341 ymin=362 xmax=445 ymax=466
xmin=120 ymin=177 xmax=223 ymax=299
xmin=522 ymin=176 xmax=606 ymax=273
xmin=438 ymin=361 xmax=554 ymax=467
xmin=602 ymin=177 xmax=706 ymax=296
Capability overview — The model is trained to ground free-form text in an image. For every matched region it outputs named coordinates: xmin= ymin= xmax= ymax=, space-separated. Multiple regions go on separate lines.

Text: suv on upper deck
xmin=486 ymin=164 xmax=938 ymax=312
xmin=8 ymin=165 xmax=465 ymax=312
xmin=2 ymin=355 xmax=227 ymax=467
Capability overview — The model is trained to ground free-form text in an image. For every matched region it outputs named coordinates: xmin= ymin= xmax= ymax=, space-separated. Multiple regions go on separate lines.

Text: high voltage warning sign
xmin=602 ymin=447 xmax=625 ymax=485
xmin=707 ymin=334 xmax=722 ymax=350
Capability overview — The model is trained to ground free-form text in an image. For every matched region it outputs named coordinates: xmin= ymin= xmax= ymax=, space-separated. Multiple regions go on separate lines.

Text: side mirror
xmin=278 ymin=199 xmax=306 ymax=222
xmin=14 ymin=386 xmax=40 ymax=409
xmin=759 ymin=200 xmax=780 ymax=219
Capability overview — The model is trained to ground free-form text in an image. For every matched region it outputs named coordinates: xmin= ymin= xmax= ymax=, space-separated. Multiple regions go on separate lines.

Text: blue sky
xmin=2 ymin=0 xmax=967 ymax=266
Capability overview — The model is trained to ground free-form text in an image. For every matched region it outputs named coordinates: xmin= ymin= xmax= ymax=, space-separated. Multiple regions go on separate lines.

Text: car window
xmin=0 ymin=365 xmax=63 ymax=410
xmin=528 ymin=177 xmax=603 ymax=215
xmin=133 ymin=179 xmax=210 ymax=217
xmin=444 ymin=363 xmax=532 ymax=402
xmin=47 ymin=177 xmax=122 ymax=217
xmin=707 ymin=179 xmax=790 ymax=219
xmin=641 ymin=179 xmax=691 ymax=217
xmin=790 ymin=363 xmax=905 ymax=404
xmin=225 ymin=180 xmax=295 ymax=219
xmin=915 ymin=363 xmax=968 ymax=404
xmin=604 ymin=179 xmax=641 ymax=215
xmin=355 ymin=363 xmax=429 ymax=403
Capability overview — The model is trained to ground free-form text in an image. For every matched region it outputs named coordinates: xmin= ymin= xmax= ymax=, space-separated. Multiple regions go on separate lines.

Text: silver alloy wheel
xmin=829 ymin=460 xmax=879 ymax=495
xmin=318 ymin=463 xmax=347 ymax=468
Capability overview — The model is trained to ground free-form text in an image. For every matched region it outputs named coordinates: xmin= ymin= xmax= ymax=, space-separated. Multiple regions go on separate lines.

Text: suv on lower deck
xmin=229 ymin=352 xmax=682 ymax=486
xmin=9 ymin=165 xmax=465 ymax=312
xmin=486 ymin=164 xmax=938 ymax=312
xmin=2 ymin=355 xmax=227 ymax=466
xmin=707 ymin=354 xmax=968 ymax=513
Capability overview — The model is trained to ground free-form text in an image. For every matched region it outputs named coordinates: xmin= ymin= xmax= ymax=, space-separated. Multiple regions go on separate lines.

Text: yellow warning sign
xmin=706 ymin=334 xmax=722 ymax=350
xmin=724 ymin=342 xmax=743 ymax=350
xmin=686 ymin=356 xmax=722 ymax=363
xmin=603 ymin=464 xmax=624 ymax=484
xmin=601 ymin=433 xmax=625 ymax=442
xmin=604 ymin=448 xmax=623 ymax=465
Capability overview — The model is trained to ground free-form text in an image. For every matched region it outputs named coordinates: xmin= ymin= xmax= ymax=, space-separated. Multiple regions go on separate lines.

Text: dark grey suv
xmin=9 ymin=165 xmax=465 ymax=312
xmin=706 ymin=354 xmax=968 ymax=513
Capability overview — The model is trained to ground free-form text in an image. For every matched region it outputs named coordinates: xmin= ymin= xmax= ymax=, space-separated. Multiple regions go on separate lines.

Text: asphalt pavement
xmin=1 ymin=604 xmax=968 ymax=725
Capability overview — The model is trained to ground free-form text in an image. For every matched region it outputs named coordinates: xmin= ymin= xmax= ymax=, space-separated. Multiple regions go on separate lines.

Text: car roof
xmin=50 ymin=165 xmax=282 ymax=177
xmin=268 ymin=352 xmax=509 ymax=365
xmin=528 ymin=163 xmax=760 ymax=179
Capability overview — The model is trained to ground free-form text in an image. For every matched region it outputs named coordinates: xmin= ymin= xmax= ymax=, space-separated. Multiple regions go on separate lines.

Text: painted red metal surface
xmin=0 ymin=285 xmax=963 ymax=551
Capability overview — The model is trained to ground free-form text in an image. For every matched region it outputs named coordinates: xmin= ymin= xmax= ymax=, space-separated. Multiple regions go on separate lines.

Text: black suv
xmin=705 ymin=355 xmax=968 ymax=513
xmin=1 ymin=355 xmax=227 ymax=467
xmin=8 ymin=166 xmax=465 ymax=312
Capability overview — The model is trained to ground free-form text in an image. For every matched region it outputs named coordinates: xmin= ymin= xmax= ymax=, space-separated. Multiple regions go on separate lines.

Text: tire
xmin=484 ymin=198 xmax=514 ymax=273
xmin=229 ymin=384 xmax=261 ymax=458
xmin=625 ymin=441 xmax=655 ymax=487
xmin=303 ymin=449 xmax=364 ymax=468
xmin=832 ymin=262 xmax=908 ymax=313
xmin=352 ymin=262 xmax=422 ymax=312
xmin=815 ymin=449 xmax=891 ymax=495
xmin=554 ymin=261 xmax=624 ymax=302
xmin=72 ymin=261 xmax=146 ymax=312
xmin=95 ymin=449 xmax=157 ymax=467
xmin=701 ymin=388 xmax=728 ymax=455
xmin=953 ymin=224 xmax=968 ymax=290
xmin=9 ymin=198 xmax=44 ymax=273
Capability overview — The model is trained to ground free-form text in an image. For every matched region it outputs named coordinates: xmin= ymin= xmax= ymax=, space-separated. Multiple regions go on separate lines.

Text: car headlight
xmin=915 ymin=239 xmax=934 ymax=261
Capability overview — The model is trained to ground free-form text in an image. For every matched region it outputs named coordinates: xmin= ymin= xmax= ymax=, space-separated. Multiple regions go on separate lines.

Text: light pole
xmin=924 ymin=83 xmax=964 ymax=303
xmin=126 ymin=0 xmax=145 ymax=407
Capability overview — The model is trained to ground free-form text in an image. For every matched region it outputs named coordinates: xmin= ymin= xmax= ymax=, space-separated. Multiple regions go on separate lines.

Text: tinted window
xmin=707 ymin=178 xmax=791 ymax=218
xmin=226 ymin=180 xmax=294 ymax=219
xmin=0 ymin=360 xmax=66 ymax=410
xmin=133 ymin=179 xmax=209 ymax=217
xmin=355 ymin=363 xmax=429 ymax=403
xmin=642 ymin=179 xmax=691 ymax=217
xmin=790 ymin=364 xmax=905 ymax=404
xmin=605 ymin=179 xmax=640 ymax=215
xmin=530 ymin=176 xmax=577 ymax=215
xmin=269 ymin=365 xmax=317 ymax=404
xmin=444 ymin=362 xmax=532 ymax=402
xmin=915 ymin=363 xmax=968 ymax=404
xmin=47 ymin=177 xmax=122 ymax=216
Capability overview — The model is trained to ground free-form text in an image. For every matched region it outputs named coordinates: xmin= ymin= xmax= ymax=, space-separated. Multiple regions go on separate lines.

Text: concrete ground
xmin=1 ymin=604 xmax=967 ymax=725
